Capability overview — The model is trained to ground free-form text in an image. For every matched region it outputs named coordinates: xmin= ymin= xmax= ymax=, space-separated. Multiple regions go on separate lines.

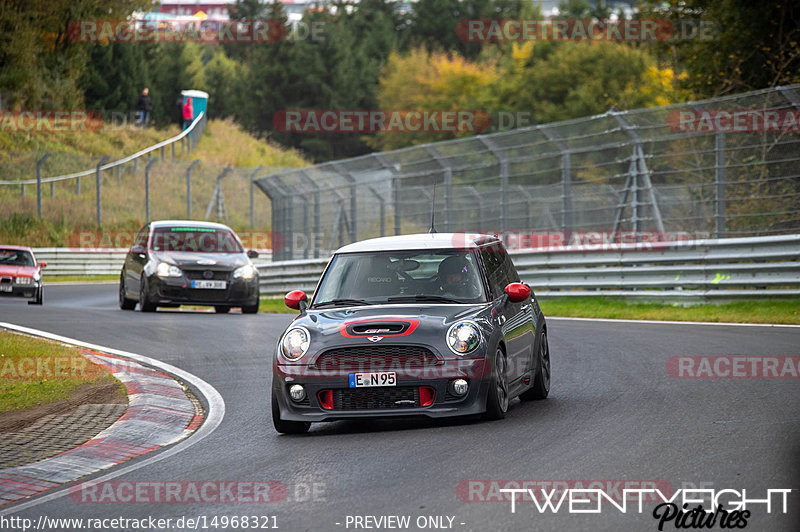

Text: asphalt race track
xmin=1 ymin=284 xmax=798 ymax=531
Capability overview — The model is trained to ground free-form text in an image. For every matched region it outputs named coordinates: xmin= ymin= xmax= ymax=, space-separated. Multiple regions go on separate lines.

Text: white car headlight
xmin=156 ymin=262 xmax=182 ymax=277
xmin=281 ymin=327 xmax=310 ymax=360
xmin=446 ymin=321 xmax=481 ymax=355
xmin=16 ymin=277 xmax=32 ymax=285
xmin=233 ymin=264 xmax=256 ymax=279
xmin=33 ymin=271 xmax=40 ymax=281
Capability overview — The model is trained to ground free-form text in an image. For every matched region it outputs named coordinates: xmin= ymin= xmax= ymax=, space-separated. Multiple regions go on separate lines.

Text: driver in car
xmin=437 ymin=256 xmax=480 ymax=299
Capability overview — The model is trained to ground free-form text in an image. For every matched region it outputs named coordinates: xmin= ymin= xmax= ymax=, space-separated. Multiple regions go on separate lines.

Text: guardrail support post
xmin=50 ymin=181 xmax=54 ymax=199
xmin=715 ymin=132 xmax=726 ymax=238
xmin=21 ymin=183 xmax=24 ymax=198
xmin=36 ymin=152 xmax=51 ymax=218
xmin=96 ymin=155 xmax=110 ymax=227
xmin=145 ymin=158 xmax=158 ymax=222
xmin=161 ymin=146 xmax=165 ymax=162
xmin=186 ymin=159 xmax=199 ymax=218
xmin=172 ymin=142 xmax=176 ymax=162
xmin=250 ymin=166 xmax=263 ymax=228
xmin=116 ymin=164 xmax=121 ymax=184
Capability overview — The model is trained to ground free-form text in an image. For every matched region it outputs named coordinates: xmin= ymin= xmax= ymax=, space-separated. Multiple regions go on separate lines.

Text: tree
xmin=641 ymin=0 xmax=800 ymax=96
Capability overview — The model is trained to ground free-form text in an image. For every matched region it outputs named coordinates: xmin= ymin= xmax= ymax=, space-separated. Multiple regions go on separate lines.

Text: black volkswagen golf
xmin=119 ymin=220 xmax=260 ymax=313
xmin=272 ymin=232 xmax=551 ymax=433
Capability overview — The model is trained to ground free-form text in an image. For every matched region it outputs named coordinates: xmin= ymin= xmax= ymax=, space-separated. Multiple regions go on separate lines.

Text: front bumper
xmin=272 ymin=357 xmax=492 ymax=422
xmin=0 ymin=280 xmax=40 ymax=299
xmin=146 ymin=275 xmax=259 ymax=306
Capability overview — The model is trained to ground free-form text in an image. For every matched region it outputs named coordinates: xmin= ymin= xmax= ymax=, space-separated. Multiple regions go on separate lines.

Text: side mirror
xmin=504 ymin=282 xmax=531 ymax=303
xmin=38 ymin=261 xmax=47 ymax=268
xmin=247 ymin=249 xmax=259 ymax=259
xmin=284 ymin=290 xmax=308 ymax=311
xmin=131 ymin=244 xmax=146 ymax=256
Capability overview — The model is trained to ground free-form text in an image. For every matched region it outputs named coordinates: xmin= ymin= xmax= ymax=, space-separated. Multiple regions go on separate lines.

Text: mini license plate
xmin=191 ymin=280 xmax=226 ymax=289
xmin=349 ymin=372 xmax=397 ymax=388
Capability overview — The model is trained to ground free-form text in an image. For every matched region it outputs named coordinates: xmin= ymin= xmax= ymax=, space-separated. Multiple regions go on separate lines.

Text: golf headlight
xmin=16 ymin=277 xmax=32 ymax=285
xmin=156 ymin=262 xmax=182 ymax=277
xmin=233 ymin=264 xmax=256 ymax=279
xmin=281 ymin=327 xmax=310 ymax=360
xmin=33 ymin=271 xmax=40 ymax=281
xmin=446 ymin=321 xmax=481 ymax=355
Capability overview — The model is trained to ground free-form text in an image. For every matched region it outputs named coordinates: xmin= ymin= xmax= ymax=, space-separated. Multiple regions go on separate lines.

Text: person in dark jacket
xmin=183 ymin=97 xmax=193 ymax=130
xmin=136 ymin=88 xmax=152 ymax=128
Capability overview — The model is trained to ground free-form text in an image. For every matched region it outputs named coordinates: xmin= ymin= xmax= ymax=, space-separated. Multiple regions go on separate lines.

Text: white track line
xmin=548 ymin=316 xmax=800 ymax=328
xmin=0 ymin=322 xmax=226 ymax=515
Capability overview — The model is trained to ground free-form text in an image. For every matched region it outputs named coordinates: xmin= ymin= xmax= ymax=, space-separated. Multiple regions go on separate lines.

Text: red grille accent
xmin=318 ymin=390 xmax=334 ymax=410
xmin=419 ymin=386 xmax=435 ymax=407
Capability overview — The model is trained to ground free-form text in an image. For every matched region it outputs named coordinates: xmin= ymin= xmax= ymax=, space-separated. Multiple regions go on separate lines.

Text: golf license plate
xmin=349 ymin=372 xmax=397 ymax=388
xmin=0 ymin=285 xmax=12 ymax=292
xmin=191 ymin=280 xmax=226 ymax=289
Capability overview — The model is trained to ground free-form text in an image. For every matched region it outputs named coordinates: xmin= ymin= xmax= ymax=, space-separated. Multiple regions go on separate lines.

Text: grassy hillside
xmin=0 ymin=119 xmax=307 ymax=246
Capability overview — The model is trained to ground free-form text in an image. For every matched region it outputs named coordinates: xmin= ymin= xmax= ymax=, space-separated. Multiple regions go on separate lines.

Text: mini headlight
xmin=156 ymin=262 xmax=182 ymax=277
xmin=446 ymin=321 xmax=481 ymax=355
xmin=233 ymin=264 xmax=256 ymax=279
xmin=281 ymin=327 xmax=310 ymax=360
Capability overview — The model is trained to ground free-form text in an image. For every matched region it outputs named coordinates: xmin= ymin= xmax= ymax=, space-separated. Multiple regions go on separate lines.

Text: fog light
xmin=289 ymin=384 xmax=306 ymax=402
xmin=452 ymin=379 xmax=468 ymax=396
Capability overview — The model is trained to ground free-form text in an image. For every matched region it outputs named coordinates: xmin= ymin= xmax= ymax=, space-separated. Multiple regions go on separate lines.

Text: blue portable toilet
xmin=181 ymin=90 xmax=208 ymax=120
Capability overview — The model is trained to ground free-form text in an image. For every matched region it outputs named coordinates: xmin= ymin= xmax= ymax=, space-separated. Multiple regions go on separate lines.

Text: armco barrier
xmin=255 ymin=234 xmax=800 ymax=300
xmin=34 ymin=248 xmax=272 ymax=277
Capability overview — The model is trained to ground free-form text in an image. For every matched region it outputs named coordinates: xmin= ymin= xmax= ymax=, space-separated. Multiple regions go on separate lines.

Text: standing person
xmin=136 ymin=88 xmax=152 ymax=128
xmin=182 ymin=97 xmax=193 ymax=130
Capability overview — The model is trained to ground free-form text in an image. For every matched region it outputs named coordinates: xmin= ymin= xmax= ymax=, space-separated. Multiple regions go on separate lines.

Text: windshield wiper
xmin=387 ymin=295 xmax=464 ymax=304
xmin=313 ymin=298 xmax=371 ymax=308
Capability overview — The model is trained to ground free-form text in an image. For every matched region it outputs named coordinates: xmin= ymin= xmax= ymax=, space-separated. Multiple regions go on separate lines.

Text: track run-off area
xmin=1 ymin=284 xmax=798 ymax=531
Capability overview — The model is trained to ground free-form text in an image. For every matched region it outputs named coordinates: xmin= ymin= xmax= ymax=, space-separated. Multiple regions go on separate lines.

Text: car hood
xmin=150 ymin=251 xmax=249 ymax=270
xmin=288 ymin=303 xmax=494 ymax=342
xmin=0 ymin=265 xmax=37 ymax=277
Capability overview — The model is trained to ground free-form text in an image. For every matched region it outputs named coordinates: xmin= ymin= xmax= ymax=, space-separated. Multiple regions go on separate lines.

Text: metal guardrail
xmin=34 ymin=248 xmax=272 ymax=277
xmin=254 ymin=234 xmax=800 ymax=300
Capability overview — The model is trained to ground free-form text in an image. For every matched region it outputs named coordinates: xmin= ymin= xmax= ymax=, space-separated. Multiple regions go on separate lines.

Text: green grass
xmin=539 ymin=297 xmax=800 ymax=325
xmin=259 ymin=297 xmax=297 ymax=314
xmin=0 ymin=119 xmax=308 ymax=247
xmin=44 ymin=274 xmax=118 ymax=283
xmin=258 ymin=296 xmax=800 ymax=323
xmin=0 ymin=330 xmax=125 ymax=413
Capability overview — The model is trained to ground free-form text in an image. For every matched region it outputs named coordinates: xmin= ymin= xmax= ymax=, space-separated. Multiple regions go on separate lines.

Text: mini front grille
xmin=333 ymin=387 xmax=420 ymax=410
xmin=314 ymin=346 xmax=437 ymax=372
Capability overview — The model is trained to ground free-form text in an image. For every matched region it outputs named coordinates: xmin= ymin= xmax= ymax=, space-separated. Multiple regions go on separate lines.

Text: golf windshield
xmin=150 ymin=227 xmax=243 ymax=253
xmin=313 ymin=250 xmax=487 ymax=306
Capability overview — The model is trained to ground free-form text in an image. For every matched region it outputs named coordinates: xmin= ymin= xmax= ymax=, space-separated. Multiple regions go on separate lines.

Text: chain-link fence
xmin=256 ymin=85 xmax=800 ymax=261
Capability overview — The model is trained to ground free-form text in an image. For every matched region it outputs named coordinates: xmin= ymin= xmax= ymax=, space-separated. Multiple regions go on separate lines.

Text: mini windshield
xmin=150 ymin=227 xmax=243 ymax=253
xmin=0 ymin=249 xmax=34 ymax=266
xmin=312 ymin=250 xmax=487 ymax=307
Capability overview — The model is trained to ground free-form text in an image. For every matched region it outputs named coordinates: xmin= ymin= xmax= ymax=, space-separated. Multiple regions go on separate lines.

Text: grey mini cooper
xmin=271 ymin=232 xmax=551 ymax=434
